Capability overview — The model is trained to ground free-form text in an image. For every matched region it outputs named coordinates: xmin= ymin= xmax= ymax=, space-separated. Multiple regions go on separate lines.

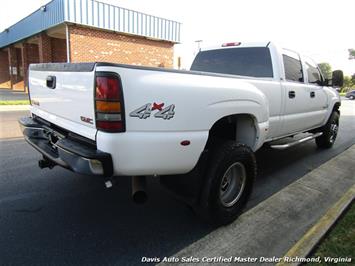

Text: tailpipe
xmin=132 ymin=176 xmax=147 ymax=204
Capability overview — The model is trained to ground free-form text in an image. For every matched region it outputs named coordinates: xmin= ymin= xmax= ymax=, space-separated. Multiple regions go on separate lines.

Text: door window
xmin=282 ymin=51 xmax=304 ymax=82
xmin=304 ymin=58 xmax=323 ymax=85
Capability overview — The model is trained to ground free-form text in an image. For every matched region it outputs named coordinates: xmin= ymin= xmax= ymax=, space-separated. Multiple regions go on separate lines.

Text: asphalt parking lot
xmin=0 ymin=99 xmax=354 ymax=265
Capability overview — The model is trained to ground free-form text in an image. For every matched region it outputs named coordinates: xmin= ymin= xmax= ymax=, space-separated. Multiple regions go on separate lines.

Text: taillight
xmin=95 ymin=73 xmax=125 ymax=132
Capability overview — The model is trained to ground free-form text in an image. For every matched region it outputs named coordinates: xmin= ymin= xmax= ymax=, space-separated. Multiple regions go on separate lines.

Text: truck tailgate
xmin=29 ymin=63 xmax=97 ymax=140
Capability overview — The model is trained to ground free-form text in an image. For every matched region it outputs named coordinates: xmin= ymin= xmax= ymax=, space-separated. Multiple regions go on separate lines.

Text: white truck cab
xmin=19 ymin=42 xmax=343 ymax=225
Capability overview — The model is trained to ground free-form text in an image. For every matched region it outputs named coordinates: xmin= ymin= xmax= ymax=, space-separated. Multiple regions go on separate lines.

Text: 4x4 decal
xmin=130 ymin=103 xmax=175 ymax=120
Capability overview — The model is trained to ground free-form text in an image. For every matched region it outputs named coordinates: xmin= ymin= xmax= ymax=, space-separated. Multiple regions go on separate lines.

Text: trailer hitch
xmin=38 ymin=157 xmax=56 ymax=169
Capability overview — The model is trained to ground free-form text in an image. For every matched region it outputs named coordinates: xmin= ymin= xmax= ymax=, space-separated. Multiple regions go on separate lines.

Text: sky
xmin=1 ymin=0 xmax=354 ymax=74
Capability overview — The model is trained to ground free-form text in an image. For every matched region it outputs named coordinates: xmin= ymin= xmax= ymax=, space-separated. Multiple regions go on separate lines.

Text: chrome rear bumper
xmin=19 ymin=116 xmax=113 ymax=177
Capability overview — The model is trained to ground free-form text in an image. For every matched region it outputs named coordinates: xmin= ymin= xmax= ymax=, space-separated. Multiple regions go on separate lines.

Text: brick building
xmin=0 ymin=0 xmax=181 ymax=91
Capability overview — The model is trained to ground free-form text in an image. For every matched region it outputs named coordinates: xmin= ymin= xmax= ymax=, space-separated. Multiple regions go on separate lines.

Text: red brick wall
xmin=38 ymin=33 xmax=52 ymax=62
xmin=51 ymin=37 xmax=67 ymax=62
xmin=1 ymin=27 xmax=175 ymax=91
xmin=0 ymin=50 xmax=10 ymax=89
xmin=69 ymin=25 xmax=174 ymax=67
xmin=26 ymin=44 xmax=40 ymax=63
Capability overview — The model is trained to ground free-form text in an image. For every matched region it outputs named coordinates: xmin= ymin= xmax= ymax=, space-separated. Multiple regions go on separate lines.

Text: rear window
xmin=190 ymin=47 xmax=273 ymax=78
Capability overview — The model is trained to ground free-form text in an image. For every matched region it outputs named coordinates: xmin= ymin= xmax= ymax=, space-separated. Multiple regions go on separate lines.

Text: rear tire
xmin=315 ymin=111 xmax=339 ymax=149
xmin=349 ymin=95 xmax=355 ymax=100
xmin=197 ymin=141 xmax=256 ymax=226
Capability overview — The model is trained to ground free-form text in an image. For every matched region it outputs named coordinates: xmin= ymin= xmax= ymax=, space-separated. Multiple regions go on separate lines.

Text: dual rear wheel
xmin=196 ymin=141 xmax=256 ymax=226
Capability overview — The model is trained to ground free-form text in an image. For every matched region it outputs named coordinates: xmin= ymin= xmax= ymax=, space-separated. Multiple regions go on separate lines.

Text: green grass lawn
xmin=339 ymin=92 xmax=346 ymax=96
xmin=307 ymin=202 xmax=355 ymax=265
xmin=0 ymin=100 xmax=30 ymax=105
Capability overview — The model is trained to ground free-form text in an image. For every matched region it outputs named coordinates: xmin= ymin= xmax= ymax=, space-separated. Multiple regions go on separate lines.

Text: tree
xmin=342 ymin=75 xmax=355 ymax=92
xmin=318 ymin=62 xmax=332 ymax=79
xmin=349 ymin=49 xmax=355 ymax=60
xmin=343 ymin=76 xmax=352 ymax=91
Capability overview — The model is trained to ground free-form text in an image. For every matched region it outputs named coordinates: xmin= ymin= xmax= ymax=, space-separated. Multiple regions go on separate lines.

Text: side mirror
xmin=332 ymin=70 xmax=344 ymax=87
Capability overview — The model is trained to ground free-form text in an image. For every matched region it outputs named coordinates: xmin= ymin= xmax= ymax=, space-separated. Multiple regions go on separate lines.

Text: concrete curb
xmin=0 ymin=105 xmax=29 ymax=112
xmin=277 ymin=184 xmax=355 ymax=266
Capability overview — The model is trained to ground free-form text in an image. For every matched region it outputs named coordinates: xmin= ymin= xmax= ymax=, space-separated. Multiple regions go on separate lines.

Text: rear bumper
xmin=19 ymin=116 xmax=113 ymax=177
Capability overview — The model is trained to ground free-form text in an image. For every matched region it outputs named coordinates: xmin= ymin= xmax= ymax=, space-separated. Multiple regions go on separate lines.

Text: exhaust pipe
xmin=132 ymin=176 xmax=147 ymax=204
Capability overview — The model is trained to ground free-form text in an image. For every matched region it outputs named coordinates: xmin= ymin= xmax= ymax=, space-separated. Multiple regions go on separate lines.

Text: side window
xmin=282 ymin=53 xmax=304 ymax=82
xmin=304 ymin=58 xmax=323 ymax=86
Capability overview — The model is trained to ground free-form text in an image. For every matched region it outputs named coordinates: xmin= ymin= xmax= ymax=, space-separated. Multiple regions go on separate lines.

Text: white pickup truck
xmin=20 ymin=42 xmax=343 ymax=225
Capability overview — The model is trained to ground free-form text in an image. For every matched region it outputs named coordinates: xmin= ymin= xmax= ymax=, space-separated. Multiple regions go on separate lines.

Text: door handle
xmin=310 ymin=91 xmax=315 ymax=98
xmin=46 ymin=76 xmax=56 ymax=89
xmin=288 ymin=91 xmax=296 ymax=99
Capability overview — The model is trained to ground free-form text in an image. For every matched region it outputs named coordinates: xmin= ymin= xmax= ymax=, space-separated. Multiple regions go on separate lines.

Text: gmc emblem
xmin=80 ymin=116 xmax=93 ymax=124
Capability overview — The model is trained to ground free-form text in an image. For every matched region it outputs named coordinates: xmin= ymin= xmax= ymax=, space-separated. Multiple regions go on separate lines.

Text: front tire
xmin=315 ymin=111 xmax=339 ymax=149
xmin=197 ymin=141 xmax=256 ymax=226
xmin=349 ymin=95 xmax=355 ymax=100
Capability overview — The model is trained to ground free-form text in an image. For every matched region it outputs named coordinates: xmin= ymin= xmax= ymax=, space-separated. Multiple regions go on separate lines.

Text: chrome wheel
xmin=329 ymin=122 xmax=338 ymax=143
xmin=219 ymin=162 xmax=246 ymax=207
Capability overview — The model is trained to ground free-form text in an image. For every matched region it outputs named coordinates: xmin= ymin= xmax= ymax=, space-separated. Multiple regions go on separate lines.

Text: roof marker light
xmin=222 ymin=42 xmax=241 ymax=47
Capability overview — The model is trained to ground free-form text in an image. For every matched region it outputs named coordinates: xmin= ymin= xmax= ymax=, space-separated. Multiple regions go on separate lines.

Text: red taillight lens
xmin=95 ymin=73 xmax=125 ymax=133
xmin=96 ymin=76 xmax=121 ymax=99
xmin=96 ymin=121 xmax=124 ymax=131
